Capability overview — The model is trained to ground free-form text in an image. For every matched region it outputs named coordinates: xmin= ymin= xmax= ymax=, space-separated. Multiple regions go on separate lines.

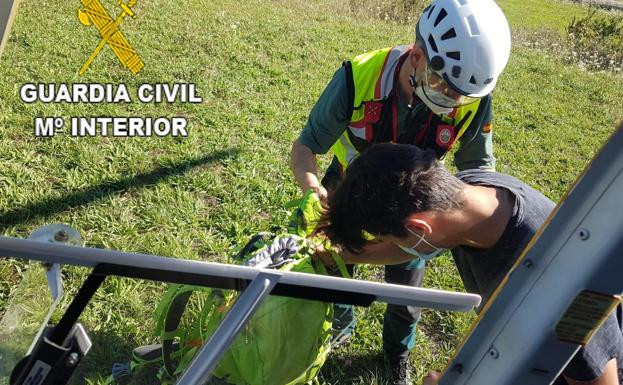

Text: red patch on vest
xmin=363 ymin=101 xmax=383 ymax=140
xmin=436 ymin=125 xmax=456 ymax=148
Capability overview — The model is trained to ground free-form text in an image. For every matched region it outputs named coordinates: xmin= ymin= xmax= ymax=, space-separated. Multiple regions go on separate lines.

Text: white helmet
xmin=416 ymin=0 xmax=511 ymax=98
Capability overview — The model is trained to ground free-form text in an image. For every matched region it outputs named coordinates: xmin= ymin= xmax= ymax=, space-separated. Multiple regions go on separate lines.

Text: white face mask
xmin=396 ymin=228 xmax=447 ymax=261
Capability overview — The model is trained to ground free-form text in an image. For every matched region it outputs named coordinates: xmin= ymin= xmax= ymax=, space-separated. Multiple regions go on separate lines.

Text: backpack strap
xmin=233 ymin=232 xmax=274 ymax=261
xmin=162 ymin=290 xmax=193 ymax=376
xmin=321 ymin=241 xmax=351 ymax=278
xmin=153 ymin=284 xmax=209 ymax=377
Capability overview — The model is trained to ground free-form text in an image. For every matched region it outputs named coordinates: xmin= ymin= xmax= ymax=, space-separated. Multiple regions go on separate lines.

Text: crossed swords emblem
xmin=78 ymin=0 xmax=144 ymax=75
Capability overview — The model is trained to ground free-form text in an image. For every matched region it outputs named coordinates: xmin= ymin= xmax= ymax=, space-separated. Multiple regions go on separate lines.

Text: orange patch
xmin=186 ymin=339 xmax=203 ymax=348
xmin=482 ymin=123 xmax=493 ymax=133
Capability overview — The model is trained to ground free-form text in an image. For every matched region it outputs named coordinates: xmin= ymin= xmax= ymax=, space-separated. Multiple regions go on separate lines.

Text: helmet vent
xmin=469 ymin=76 xmax=477 ymax=84
xmin=446 ymin=51 xmax=460 ymax=60
xmin=441 ymin=28 xmax=456 ymax=40
xmin=452 ymin=66 xmax=461 ymax=78
xmin=484 ymin=78 xmax=493 ymax=84
xmin=428 ymin=35 xmax=439 ymax=53
xmin=434 ymin=8 xmax=448 ymax=27
xmin=426 ymin=5 xmax=436 ymax=19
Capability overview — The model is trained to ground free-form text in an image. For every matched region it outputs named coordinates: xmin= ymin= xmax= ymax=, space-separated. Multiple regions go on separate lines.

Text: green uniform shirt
xmin=299 ymin=67 xmax=495 ymax=171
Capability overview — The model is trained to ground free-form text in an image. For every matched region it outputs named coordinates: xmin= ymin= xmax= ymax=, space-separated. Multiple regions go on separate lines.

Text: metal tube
xmin=0 ymin=236 xmax=481 ymax=311
xmin=176 ymin=271 xmax=281 ymax=385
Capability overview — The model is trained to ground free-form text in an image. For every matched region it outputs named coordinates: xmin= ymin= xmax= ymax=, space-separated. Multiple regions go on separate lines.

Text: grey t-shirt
xmin=298 ymin=67 xmax=496 ymax=171
xmin=453 ymin=170 xmax=623 ymax=383
xmin=452 ymin=170 xmax=555 ymax=302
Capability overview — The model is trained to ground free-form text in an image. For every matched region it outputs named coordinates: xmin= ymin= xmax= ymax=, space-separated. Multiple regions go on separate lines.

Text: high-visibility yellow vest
xmin=330 ymin=45 xmax=488 ymax=172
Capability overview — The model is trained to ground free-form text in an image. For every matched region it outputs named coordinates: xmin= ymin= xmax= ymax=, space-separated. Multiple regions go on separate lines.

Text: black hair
xmin=322 ymin=143 xmax=465 ymax=253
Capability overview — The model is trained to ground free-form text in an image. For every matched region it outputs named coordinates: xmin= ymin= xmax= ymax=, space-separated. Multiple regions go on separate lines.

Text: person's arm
xmin=453 ymin=95 xmax=496 ymax=171
xmin=290 ymin=139 xmax=327 ymax=199
xmin=560 ymin=308 xmax=622 ymax=384
xmin=564 ymin=359 xmax=619 ymax=385
xmin=290 ymin=66 xmax=352 ymax=197
xmin=421 ymin=371 xmax=441 ymax=385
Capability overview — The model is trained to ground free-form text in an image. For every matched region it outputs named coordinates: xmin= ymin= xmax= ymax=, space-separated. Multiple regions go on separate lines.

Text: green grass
xmin=1 ymin=0 xmax=622 ymax=384
xmin=499 ymin=0 xmax=591 ymax=33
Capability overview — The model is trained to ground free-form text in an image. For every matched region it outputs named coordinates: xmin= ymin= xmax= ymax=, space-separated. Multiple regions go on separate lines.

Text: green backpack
xmin=108 ymin=190 xmax=349 ymax=385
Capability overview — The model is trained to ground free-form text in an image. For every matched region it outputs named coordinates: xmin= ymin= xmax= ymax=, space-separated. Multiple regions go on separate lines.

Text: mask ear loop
xmin=407 ymin=226 xmax=443 ymax=252
xmin=405 ymin=226 xmax=426 ymax=249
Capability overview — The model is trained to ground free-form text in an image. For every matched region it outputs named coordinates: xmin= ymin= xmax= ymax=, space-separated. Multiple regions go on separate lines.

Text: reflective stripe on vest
xmin=332 ymin=45 xmax=482 ymax=171
xmin=348 ymin=46 xmax=406 ymax=140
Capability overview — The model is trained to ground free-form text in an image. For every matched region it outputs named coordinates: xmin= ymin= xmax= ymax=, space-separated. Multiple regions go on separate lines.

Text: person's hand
xmin=312 ymin=242 xmax=337 ymax=268
xmin=422 ymin=371 xmax=441 ymax=385
xmin=310 ymin=185 xmax=328 ymax=202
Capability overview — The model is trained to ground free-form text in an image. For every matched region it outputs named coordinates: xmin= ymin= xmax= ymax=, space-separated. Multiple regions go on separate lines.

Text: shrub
xmin=566 ymin=8 xmax=623 ymax=72
xmin=347 ymin=0 xmax=427 ymax=24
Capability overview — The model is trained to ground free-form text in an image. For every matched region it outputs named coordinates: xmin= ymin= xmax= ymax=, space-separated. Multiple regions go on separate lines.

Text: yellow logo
xmin=78 ymin=0 xmax=144 ymax=75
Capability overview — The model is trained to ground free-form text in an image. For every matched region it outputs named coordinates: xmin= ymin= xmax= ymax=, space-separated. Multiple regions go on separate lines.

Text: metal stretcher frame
xmin=0 ymin=236 xmax=482 ymax=312
xmin=440 ymin=124 xmax=623 ymax=385
xmin=0 ymin=235 xmax=482 ymax=384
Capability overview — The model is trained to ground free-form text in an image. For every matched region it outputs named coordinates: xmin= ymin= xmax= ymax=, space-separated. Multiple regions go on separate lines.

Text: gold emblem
xmin=78 ymin=0 xmax=144 ymax=75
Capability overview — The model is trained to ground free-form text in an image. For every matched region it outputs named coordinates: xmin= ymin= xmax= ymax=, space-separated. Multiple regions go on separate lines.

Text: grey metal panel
xmin=0 ymin=236 xmax=481 ymax=311
xmin=441 ymin=125 xmax=623 ymax=385
xmin=0 ymin=0 xmax=19 ymax=57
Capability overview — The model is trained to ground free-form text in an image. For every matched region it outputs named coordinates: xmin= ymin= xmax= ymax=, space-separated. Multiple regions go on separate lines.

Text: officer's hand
xmin=422 ymin=371 xmax=441 ymax=385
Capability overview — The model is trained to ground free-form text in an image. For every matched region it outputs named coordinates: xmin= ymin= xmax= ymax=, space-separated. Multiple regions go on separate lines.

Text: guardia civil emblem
xmin=78 ymin=0 xmax=144 ymax=75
